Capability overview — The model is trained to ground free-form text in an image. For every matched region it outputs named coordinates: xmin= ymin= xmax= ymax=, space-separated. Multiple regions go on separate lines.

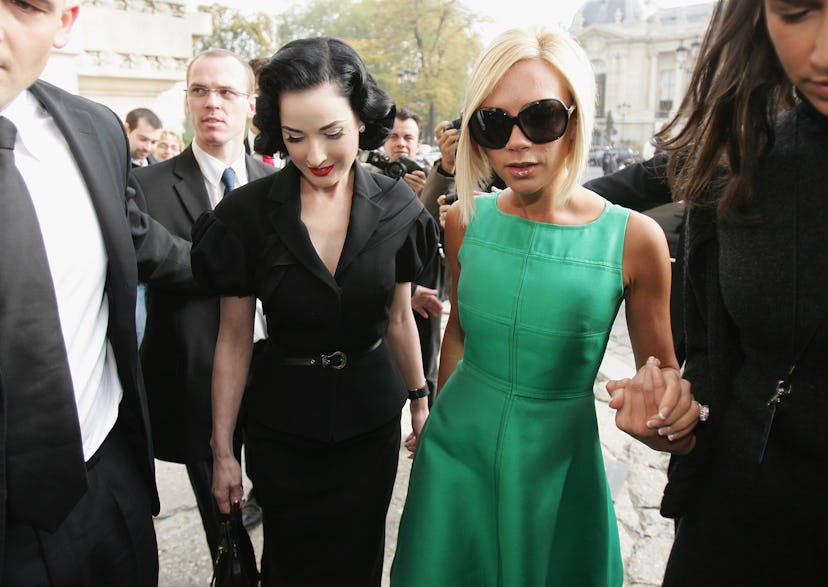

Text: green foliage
xmin=276 ymin=0 xmax=373 ymax=40
xmin=275 ymin=0 xmax=486 ymax=143
xmin=192 ymin=0 xmax=485 ymax=142
xmin=195 ymin=4 xmax=279 ymax=60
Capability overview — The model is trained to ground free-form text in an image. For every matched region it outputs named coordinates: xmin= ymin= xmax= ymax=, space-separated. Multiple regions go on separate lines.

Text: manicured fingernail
xmin=667 ymin=433 xmax=678 ymax=441
xmin=646 ymin=419 xmax=659 ymax=429
xmin=647 ymin=356 xmax=658 ymax=365
xmin=658 ymin=426 xmax=671 ymax=437
xmin=659 ymin=407 xmax=670 ymax=419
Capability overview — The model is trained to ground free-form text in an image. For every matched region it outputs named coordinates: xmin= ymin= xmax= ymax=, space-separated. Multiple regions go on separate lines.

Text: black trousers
xmin=186 ymin=457 xmax=222 ymax=560
xmin=2 ymin=421 xmax=158 ymax=587
xmin=247 ymin=417 xmax=401 ymax=587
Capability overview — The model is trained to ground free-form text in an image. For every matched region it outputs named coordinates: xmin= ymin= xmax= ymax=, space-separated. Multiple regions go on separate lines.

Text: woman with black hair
xmin=190 ymin=37 xmax=437 ymax=586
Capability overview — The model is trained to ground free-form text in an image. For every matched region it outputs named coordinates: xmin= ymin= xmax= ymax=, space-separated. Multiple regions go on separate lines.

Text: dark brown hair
xmin=655 ymin=0 xmax=795 ymax=223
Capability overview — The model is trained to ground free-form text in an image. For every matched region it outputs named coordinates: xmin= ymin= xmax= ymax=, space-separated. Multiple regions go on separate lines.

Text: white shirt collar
xmin=1 ymin=90 xmax=51 ymax=162
xmin=191 ymin=140 xmax=248 ymax=189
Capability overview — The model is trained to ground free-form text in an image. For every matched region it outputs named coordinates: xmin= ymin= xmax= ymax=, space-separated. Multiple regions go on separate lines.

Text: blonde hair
xmin=159 ymin=129 xmax=183 ymax=151
xmin=456 ymin=27 xmax=595 ymax=224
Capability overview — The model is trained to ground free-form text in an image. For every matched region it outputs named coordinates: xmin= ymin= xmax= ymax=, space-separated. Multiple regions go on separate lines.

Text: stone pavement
xmin=154 ymin=301 xmax=674 ymax=586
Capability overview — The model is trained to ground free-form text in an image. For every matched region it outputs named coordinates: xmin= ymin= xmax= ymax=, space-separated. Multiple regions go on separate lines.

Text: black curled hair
xmin=254 ymin=37 xmax=396 ymax=157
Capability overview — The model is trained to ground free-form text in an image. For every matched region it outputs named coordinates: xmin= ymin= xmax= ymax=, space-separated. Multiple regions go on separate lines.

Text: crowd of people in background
xmin=1 ymin=0 xmax=825 ymax=585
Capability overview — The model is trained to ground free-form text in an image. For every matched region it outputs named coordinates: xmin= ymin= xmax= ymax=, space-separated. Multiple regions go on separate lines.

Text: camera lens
xmin=386 ymin=160 xmax=407 ymax=180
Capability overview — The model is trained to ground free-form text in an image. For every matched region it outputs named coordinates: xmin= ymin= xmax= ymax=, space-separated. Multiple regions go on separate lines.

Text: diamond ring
xmin=698 ymin=403 xmax=710 ymax=422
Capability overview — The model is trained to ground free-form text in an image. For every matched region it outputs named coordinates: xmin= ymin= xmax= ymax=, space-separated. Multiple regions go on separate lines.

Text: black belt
xmin=281 ymin=338 xmax=383 ymax=370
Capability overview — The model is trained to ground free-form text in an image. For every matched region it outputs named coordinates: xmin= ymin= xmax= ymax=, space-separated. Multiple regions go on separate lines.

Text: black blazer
xmin=129 ymin=147 xmax=275 ymax=463
xmin=0 ymin=80 xmax=193 ymax=561
xmin=191 ymin=162 xmax=439 ymax=442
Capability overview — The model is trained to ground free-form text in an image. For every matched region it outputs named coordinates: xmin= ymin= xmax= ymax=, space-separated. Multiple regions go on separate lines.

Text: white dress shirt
xmin=3 ymin=91 xmax=122 ymax=460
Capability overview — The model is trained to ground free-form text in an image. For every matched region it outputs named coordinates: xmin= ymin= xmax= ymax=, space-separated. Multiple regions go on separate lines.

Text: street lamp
xmin=616 ymin=102 xmax=630 ymax=144
xmin=673 ymin=40 xmax=692 ymax=117
xmin=675 ymin=40 xmax=689 ymax=71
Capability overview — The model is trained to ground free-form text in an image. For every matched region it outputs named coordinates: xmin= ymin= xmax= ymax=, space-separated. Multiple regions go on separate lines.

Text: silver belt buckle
xmin=321 ymin=351 xmax=347 ymax=369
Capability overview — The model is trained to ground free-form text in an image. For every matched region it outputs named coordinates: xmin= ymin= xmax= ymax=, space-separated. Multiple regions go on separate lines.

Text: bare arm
xmin=386 ymin=282 xmax=429 ymax=443
xmin=611 ymin=212 xmax=697 ymax=454
xmin=210 ymin=295 xmax=255 ymax=514
xmin=436 ymin=203 xmax=466 ymax=395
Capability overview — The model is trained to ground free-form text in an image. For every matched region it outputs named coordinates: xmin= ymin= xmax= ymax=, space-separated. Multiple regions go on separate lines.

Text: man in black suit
xmin=130 ymin=48 xmax=275 ymax=559
xmin=0 ymin=1 xmax=192 ymax=584
xmin=125 ymin=107 xmax=162 ymax=168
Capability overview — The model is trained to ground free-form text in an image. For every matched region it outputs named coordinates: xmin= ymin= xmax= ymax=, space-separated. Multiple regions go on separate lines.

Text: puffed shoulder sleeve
xmin=191 ymin=210 xmax=254 ymax=296
xmin=395 ymin=207 xmax=439 ymax=283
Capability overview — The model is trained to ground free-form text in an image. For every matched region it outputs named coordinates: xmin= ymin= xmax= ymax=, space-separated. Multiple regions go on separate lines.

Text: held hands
xmin=411 ymin=284 xmax=443 ymax=318
xmin=212 ymin=453 xmax=244 ymax=515
xmin=404 ymin=397 xmax=429 ymax=458
xmin=607 ymin=356 xmax=698 ymax=455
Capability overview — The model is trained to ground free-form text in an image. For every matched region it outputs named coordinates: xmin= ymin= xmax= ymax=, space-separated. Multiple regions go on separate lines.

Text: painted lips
xmin=506 ymin=163 xmax=536 ymax=178
xmin=309 ymin=165 xmax=334 ymax=177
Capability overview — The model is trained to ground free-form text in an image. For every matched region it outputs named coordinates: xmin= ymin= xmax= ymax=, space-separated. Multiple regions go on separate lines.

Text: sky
xmin=187 ymin=0 xmax=706 ymax=44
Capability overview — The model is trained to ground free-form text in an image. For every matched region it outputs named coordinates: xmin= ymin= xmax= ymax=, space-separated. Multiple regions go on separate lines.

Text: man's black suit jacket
xmin=129 ymin=147 xmax=275 ymax=463
xmin=0 ymin=80 xmax=193 ymax=563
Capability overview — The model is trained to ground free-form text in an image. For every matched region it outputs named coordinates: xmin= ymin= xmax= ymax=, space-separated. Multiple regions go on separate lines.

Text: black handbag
xmin=211 ymin=500 xmax=260 ymax=587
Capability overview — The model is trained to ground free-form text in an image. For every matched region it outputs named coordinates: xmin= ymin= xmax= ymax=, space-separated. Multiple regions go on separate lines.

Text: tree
xmin=195 ymin=4 xmax=279 ymax=60
xmin=275 ymin=0 xmax=373 ymax=41
xmin=276 ymin=0 xmax=485 ymax=143
xmin=367 ymin=0 xmax=484 ymax=142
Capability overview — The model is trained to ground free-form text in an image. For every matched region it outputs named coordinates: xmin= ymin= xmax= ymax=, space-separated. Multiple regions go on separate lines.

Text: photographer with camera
xmin=379 ymin=108 xmax=428 ymax=196
xmin=422 ymin=118 xmax=460 ymax=223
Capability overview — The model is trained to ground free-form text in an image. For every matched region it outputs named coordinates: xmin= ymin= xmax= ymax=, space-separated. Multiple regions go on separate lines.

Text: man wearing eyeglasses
xmin=129 ymin=48 xmax=275 ymax=561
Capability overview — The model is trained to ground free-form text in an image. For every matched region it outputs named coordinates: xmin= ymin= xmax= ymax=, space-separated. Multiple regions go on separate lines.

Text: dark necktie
xmin=221 ymin=167 xmax=236 ymax=195
xmin=0 ymin=116 xmax=87 ymax=531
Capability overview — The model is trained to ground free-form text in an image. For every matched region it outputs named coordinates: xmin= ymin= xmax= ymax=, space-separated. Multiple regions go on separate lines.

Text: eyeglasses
xmin=468 ymin=98 xmax=576 ymax=149
xmin=185 ymin=86 xmax=251 ymax=101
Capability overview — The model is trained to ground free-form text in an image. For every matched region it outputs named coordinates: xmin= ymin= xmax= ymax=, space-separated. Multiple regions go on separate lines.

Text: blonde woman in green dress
xmin=392 ymin=27 xmax=703 ymax=586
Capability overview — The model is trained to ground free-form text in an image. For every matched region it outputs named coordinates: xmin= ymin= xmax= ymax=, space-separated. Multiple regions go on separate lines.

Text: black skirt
xmin=246 ymin=416 xmax=401 ymax=587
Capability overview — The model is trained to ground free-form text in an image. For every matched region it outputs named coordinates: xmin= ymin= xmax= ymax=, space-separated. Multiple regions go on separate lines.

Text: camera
xmin=444 ymin=117 xmax=462 ymax=132
xmin=362 ymin=150 xmax=423 ymax=180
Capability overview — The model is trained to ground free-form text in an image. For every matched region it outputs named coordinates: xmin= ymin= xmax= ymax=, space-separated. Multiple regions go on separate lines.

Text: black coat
xmin=129 ymin=147 xmax=275 ymax=462
xmin=0 ymin=80 xmax=192 ymax=563
xmin=191 ymin=162 xmax=439 ymax=441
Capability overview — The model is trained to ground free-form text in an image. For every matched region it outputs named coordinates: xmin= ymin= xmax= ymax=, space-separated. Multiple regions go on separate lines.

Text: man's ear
xmin=53 ymin=4 xmax=80 ymax=50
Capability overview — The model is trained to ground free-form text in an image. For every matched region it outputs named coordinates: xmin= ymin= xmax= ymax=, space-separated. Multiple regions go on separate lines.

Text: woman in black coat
xmin=639 ymin=1 xmax=828 ymax=584
xmin=191 ymin=38 xmax=437 ymax=586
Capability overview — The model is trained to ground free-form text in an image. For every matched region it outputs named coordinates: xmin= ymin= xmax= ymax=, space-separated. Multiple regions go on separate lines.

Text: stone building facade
xmin=44 ymin=0 xmax=211 ymax=132
xmin=572 ymin=0 xmax=714 ymax=156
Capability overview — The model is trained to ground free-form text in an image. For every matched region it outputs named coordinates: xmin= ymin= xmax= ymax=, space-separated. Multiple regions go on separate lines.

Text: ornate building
xmin=43 ymin=0 xmax=211 ymax=132
xmin=572 ymin=0 xmax=714 ymax=156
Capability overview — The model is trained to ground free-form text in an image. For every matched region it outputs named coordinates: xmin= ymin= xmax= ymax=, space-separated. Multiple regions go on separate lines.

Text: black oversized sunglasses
xmin=468 ymin=98 xmax=576 ymax=149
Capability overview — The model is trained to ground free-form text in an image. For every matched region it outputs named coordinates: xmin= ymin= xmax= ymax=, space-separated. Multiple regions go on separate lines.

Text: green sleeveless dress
xmin=391 ymin=193 xmax=626 ymax=586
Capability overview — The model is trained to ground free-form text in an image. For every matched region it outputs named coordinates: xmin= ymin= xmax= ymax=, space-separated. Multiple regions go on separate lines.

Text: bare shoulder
xmin=623 ymin=210 xmax=671 ymax=285
xmin=625 ymin=210 xmax=669 ymax=253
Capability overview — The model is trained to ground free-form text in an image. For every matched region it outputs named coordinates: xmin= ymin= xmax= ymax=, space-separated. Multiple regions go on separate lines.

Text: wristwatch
xmin=408 ymin=385 xmax=430 ymax=400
